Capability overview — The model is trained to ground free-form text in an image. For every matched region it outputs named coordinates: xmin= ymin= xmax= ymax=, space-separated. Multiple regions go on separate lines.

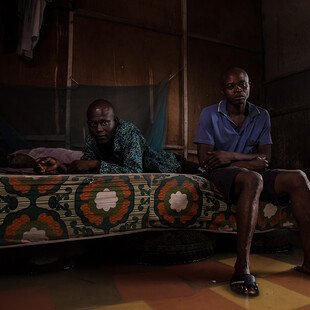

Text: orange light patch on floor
xmin=266 ymin=269 xmax=310 ymax=296
xmin=0 ymin=286 xmax=55 ymax=310
xmin=219 ymin=254 xmax=295 ymax=276
xmin=113 ymin=271 xmax=194 ymax=302
xmin=148 ymin=286 xmax=244 ymax=310
xmin=211 ymin=278 xmax=310 ymax=310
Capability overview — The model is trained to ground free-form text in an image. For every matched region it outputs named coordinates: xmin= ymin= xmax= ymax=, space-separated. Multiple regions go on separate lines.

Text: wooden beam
xmin=182 ymin=0 xmax=188 ymax=158
xmin=264 ymin=67 xmax=310 ymax=85
xmin=188 ymin=32 xmax=262 ymax=54
xmin=74 ymin=9 xmax=182 ymax=37
xmin=269 ymin=104 xmax=310 ymax=118
xmin=65 ymin=11 xmax=74 ymax=149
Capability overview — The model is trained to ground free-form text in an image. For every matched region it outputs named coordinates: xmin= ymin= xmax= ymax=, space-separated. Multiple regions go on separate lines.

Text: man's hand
xmin=201 ymin=149 xmax=269 ymax=172
xmin=202 ymin=151 xmax=234 ymax=170
xmin=246 ymin=156 xmax=269 ymax=172
xmin=34 ymin=157 xmax=67 ymax=174
xmin=67 ymin=160 xmax=100 ymax=173
xmin=231 ymin=156 xmax=269 ymax=172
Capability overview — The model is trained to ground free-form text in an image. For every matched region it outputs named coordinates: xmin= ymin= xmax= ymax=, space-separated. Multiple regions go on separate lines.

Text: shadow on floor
xmin=0 ymin=229 xmax=301 ymax=275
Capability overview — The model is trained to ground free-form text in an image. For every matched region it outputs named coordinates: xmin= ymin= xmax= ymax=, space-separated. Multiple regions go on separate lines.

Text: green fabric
xmin=82 ymin=119 xmax=181 ymax=173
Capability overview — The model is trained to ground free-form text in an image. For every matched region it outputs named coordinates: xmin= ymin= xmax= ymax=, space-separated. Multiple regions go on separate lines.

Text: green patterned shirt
xmin=82 ymin=119 xmax=181 ymax=174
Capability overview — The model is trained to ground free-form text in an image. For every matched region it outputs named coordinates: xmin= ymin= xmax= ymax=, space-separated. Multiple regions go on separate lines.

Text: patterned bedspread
xmin=0 ymin=173 xmax=296 ymax=248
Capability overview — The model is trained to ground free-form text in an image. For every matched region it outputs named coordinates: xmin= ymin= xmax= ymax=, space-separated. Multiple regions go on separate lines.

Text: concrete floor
xmin=0 ymin=232 xmax=309 ymax=310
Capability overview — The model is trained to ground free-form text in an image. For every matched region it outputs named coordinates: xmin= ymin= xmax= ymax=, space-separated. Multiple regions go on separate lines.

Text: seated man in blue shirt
xmin=35 ymin=99 xmax=199 ymax=175
xmin=195 ymin=67 xmax=310 ymax=297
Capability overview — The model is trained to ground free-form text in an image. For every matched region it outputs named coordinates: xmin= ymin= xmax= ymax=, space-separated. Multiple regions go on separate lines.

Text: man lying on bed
xmin=35 ymin=99 xmax=199 ymax=175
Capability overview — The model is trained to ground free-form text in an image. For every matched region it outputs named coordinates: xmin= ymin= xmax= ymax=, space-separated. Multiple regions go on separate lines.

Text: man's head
xmin=221 ymin=67 xmax=250 ymax=105
xmin=87 ymin=99 xmax=117 ymax=144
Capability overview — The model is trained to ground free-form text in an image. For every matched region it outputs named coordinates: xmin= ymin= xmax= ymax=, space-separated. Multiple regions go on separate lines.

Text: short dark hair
xmin=87 ymin=99 xmax=115 ymax=119
xmin=220 ymin=67 xmax=248 ymax=86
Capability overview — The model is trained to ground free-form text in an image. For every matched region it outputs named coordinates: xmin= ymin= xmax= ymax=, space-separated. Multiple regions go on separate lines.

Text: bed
xmin=0 ymin=172 xmax=297 ymax=248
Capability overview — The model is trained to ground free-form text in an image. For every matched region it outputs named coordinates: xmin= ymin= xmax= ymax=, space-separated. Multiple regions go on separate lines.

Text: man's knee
xmin=279 ymin=170 xmax=308 ymax=187
xmin=275 ymin=169 xmax=310 ymax=195
xmin=235 ymin=171 xmax=263 ymax=194
xmin=293 ymin=170 xmax=309 ymax=184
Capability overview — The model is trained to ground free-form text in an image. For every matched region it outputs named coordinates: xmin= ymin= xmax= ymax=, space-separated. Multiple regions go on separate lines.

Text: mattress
xmin=0 ymin=173 xmax=296 ymax=248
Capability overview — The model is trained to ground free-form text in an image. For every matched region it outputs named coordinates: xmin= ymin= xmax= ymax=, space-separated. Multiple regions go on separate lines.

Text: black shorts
xmin=174 ymin=154 xmax=200 ymax=174
xmin=201 ymin=167 xmax=289 ymax=205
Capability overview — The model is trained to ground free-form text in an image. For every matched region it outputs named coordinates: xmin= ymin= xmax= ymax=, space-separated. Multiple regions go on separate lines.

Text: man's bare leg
xmin=274 ymin=170 xmax=310 ymax=273
xmin=230 ymin=170 xmax=263 ymax=295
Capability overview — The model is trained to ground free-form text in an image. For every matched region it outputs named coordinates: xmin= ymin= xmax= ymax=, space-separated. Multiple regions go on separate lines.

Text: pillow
xmin=8 ymin=148 xmax=83 ymax=168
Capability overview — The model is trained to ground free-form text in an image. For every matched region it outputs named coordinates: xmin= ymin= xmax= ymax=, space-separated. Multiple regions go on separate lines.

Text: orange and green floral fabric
xmin=0 ymin=173 xmax=296 ymax=247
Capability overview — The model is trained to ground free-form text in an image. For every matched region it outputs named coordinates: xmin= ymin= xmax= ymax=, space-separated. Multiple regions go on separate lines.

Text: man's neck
xmin=227 ymin=101 xmax=247 ymax=116
xmin=98 ymin=136 xmax=114 ymax=151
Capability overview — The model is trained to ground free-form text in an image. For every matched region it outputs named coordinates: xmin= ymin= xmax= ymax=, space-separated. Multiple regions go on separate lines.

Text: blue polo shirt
xmin=194 ymin=100 xmax=272 ymax=154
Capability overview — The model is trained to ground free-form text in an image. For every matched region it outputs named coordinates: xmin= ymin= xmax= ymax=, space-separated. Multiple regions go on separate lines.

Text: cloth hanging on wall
xmin=17 ymin=0 xmax=46 ymax=59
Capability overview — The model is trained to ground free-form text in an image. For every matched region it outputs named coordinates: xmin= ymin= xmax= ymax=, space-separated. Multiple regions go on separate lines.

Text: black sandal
xmin=230 ymin=274 xmax=259 ymax=297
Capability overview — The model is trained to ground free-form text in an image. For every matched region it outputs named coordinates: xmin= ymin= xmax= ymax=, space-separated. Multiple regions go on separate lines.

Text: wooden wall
xmin=0 ymin=1 xmax=69 ymax=147
xmin=72 ymin=0 xmax=263 ymax=158
xmin=72 ymin=0 xmax=183 ymax=149
xmin=262 ymin=0 xmax=310 ymax=173
xmin=0 ymin=0 xmax=263 ymax=160
xmin=187 ymin=0 xmax=263 ymax=158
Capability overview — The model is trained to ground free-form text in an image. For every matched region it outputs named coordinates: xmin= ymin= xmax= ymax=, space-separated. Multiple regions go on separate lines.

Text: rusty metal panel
xmin=262 ymin=0 xmax=310 ymax=81
xmin=188 ymin=0 xmax=262 ymax=52
xmin=74 ymin=0 xmax=182 ymax=34
xmin=187 ymin=37 xmax=263 ymax=150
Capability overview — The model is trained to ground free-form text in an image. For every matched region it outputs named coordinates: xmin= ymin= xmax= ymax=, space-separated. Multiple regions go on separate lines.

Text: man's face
xmin=87 ymin=107 xmax=116 ymax=144
xmin=222 ymin=70 xmax=250 ymax=105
